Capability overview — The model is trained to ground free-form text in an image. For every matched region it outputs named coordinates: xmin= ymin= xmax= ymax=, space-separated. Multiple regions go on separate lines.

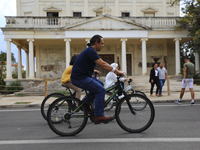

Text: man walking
xmin=174 ymin=57 xmax=195 ymax=105
xmin=157 ymin=63 xmax=167 ymax=96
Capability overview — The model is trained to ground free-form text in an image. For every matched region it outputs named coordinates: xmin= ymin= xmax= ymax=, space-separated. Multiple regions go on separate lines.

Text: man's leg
xmin=188 ymin=78 xmax=195 ymax=105
xmin=159 ymin=79 xmax=163 ymax=95
xmin=175 ymin=79 xmax=186 ymax=104
xmin=179 ymin=88 xmax=185 ymax=99
xmin=189 ymin=88 xmax=195 ymax=100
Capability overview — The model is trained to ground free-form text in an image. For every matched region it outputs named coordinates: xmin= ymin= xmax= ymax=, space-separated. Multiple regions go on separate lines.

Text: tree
xmin=170 ymin=0 xmax=200 ymax=53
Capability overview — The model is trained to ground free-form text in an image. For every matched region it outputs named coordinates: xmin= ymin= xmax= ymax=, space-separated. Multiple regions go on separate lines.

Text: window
xmin=47 ymin=12 xmax=59 ymax=25
xmin=73 ymin=12 xmax=82 ymax=17
xmin=144 ymin=13 xmax=155 ymax=17
xmin=122 ymin=12 xmax=130 ymax=17
xmin=47 ymin=12 xmax=59 ymax=17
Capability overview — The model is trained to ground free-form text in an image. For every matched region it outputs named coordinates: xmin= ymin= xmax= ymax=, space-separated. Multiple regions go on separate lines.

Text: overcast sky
xmin=0 ymin=0 xmax=184 ymax=70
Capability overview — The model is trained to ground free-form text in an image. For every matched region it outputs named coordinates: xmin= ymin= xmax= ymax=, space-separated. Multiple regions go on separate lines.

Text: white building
xmin=1 ymin=0 xmax=199 ymax=84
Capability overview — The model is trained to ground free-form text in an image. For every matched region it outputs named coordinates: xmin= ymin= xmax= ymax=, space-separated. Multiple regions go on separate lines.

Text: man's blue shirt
xmin=71 ymin=46 xmax=100 ymax=80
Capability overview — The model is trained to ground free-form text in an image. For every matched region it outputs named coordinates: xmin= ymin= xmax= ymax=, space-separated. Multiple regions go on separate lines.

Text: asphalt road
xmin=0 ymin=102 xmax=200 ymax=150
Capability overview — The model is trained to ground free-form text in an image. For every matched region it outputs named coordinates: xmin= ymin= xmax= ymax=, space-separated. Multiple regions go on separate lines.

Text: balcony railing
xmin=4 ymin=16 xmax=179 ymax=29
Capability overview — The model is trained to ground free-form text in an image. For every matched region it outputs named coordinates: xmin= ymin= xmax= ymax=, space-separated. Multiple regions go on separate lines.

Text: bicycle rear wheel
xmin=41 ymin=93 xmax=64 ymax=120
xmin=47 ymin=96 xmax=88 ymax=136
xmin=115 ymin=94 xmax=155 ymax=133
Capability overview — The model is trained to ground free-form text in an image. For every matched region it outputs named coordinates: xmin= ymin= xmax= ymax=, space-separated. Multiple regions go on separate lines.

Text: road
xmin=0 ymin=102 xmax=200 ymax=150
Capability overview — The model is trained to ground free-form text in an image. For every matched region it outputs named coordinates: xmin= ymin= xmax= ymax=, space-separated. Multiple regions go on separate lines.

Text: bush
xmin=6 ymin=80 xmax=24 ymax=94
xmin=16 ymin=93 xmax=26 ymax=97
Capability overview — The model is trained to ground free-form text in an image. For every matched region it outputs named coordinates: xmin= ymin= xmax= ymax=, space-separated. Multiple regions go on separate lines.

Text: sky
xmin=0 ymin=0 xmax=184 ymax=71
xmin=0 ymin=0 xmax=27 ymax=69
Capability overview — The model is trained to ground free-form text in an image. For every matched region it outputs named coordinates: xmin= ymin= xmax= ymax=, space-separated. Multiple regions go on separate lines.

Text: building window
xmin=47 ymin=12 xmax=59 ymax=25
xmin=47 ymin=12 xmax=59 ymax=17
xmin=73 ymin=12 xmax=82 ymax=17
xmin=122 ymin=12 xmax=130 ymax=17
xmin=144 ymin=13 xmax=155 ymax=17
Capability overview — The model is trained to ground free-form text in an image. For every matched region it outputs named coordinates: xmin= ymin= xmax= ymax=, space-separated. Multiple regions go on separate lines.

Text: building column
xmin=64 ymin=38 xmax=71 ymax=68
xmin=195 ymin=52 xmax=199 ymax=71
xmin=26 ymin=51 xmax=29 ymax=79
xmin=27 ymin=39 xmax=35 ymax=79
xmin=120 ymin=38 xmax=127 ymax=73
xmin=84 ymin=0 xmax=88 ymax=16
xmin=17 ymin=46 xmax=22 ymax=79
xmin=5 ymin=39 xmax=13 ymax=79
xmin=174 ymin=38 xmax=181 ymax=75
xmin=141 ymin=38 xmax=148 ymax=75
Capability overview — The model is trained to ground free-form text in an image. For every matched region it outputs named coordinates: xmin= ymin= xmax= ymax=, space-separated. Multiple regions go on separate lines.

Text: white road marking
xmin=0 ymin=104 xmax=199 ymax=112
xmin=0 ymin=138 xmax=200 ymax=145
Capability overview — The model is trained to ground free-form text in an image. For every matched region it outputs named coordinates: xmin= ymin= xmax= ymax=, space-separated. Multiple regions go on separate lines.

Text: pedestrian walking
xmin=157 ymin=63 xmax=167 ymax=96
xmin=149 ymin=63 xmax=160 ymax=97
xmin=174 ymin=57 xmax=195 ymax=105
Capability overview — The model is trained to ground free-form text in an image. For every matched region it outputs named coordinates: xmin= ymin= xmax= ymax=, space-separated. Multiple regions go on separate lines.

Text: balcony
xmin=4 ymin=16 xmax=179 ymax=30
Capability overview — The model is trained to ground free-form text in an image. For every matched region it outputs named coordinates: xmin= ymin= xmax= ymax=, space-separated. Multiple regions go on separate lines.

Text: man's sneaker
xmin=174 ymin=100 xmax=182 ymax=104
xmin=191 ymin=102 xmax=195 ymax=106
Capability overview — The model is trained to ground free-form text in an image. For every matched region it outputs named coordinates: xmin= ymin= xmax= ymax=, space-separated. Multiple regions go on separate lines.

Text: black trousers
xmin=150 ymin=77 xmax=160 ymax=95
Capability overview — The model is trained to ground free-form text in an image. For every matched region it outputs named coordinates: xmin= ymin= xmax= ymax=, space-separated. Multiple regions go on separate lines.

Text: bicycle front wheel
xmin=47 ymin=96 xmax=88 ymax=136
xmin=115 ymin=94 xmax=155 ymax=133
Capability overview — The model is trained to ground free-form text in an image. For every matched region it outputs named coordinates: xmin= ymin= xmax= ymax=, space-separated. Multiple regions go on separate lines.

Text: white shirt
xmin=157 ymin=67 xmax=167 ymax=79
xmin=155 ymin=70 xmax=158 ymax=77
xmin=105 ymin=72 xmax=125 ymax=89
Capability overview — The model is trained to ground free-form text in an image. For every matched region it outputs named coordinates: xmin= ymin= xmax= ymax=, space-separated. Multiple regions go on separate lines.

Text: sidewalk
xmin=0 ymin=91 xmax=199 ymax=108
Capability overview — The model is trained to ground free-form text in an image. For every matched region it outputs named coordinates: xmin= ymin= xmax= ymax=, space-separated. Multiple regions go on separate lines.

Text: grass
xmin=53 ymin=90 xmax=70 ymax=96
xmin=16 ymin=93 xmax=26 ymax=97
xmin=14 ymin=102 xmax=31 ymax=104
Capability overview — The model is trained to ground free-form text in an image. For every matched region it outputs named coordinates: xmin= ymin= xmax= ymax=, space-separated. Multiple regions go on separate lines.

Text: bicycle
xmin=46 ymin=76 xmax=155 ymax=136
xmin=104 ymin=79 xmax=147 ymax=112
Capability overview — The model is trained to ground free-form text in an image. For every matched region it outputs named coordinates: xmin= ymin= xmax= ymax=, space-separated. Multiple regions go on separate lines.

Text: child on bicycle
xmin=105 ymin=63 xmax=131 ymax=89
xmin=61 ymin=55 xmax=82 ymax=99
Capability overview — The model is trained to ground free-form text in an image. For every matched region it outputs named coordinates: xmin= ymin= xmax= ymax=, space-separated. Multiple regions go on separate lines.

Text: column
xmin=66 ymin=0 xmax=70 ymax=16
xmin=17 ymin=46 xmax=22 ymax=79
xmin=27 ymin=39 xmax=35 ymax=79
xmin=64 ymin=38 xmax=71 ymax=68
xmin=141 ymin=38 xmax=148 ymax=75
xmin=26 ymin=51 xmax=29 ymax=79
xmin=115 ymin=0 xmax=119 ymax=16
xmin=174 ymin=38 xmax=181 ymax=75
xmin=5 ymin=39 xmax=12 ymax=79
xmin=84 ymin=0 xmax=88 ymax=16
xmin=120 ymin=38 xmax=127 ymax=73
xmin=85 ymin=38 xmax=90 ymax=47
xmin=195 ymin=53 xmax=199 ymax=71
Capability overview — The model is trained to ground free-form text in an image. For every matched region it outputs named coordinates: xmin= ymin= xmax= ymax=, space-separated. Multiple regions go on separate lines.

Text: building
xmin=1 ymin=0 xmax=200 ymax=84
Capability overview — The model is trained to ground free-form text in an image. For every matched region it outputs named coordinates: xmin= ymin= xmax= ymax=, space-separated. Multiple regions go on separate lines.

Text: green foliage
xmin=12 ymin=71 xmax=18 ymax=79
xmin=173 ymin=0 xmax=200 ymax=53
xmin=6 ymin=80 xmax=24 ymax=94
xmin=16 ymin=93 xmax=26 ymax=97
xmin=53 ymin=90 xmax=70 ymax=96
xmin=22 ymin=70 xmax=26 ymax=78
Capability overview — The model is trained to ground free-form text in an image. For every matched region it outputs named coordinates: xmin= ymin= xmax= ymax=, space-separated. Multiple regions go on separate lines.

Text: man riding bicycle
xmin=71 ymin=34 xmax=124 ymax=124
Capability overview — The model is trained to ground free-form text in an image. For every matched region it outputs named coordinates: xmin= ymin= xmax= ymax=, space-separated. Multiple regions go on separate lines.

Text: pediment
xmin=62 ymin=15 xmax=150 ymax=30
xmin=141 ymin=6 xmax=158 ymax=12
xmin=43 ymin=5 xmax=62 ymax=12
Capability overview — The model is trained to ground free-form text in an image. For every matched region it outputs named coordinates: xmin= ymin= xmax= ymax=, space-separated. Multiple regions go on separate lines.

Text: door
xmin=95 ymin=54 xmax=114 ymax=76
xmin=126 ymin=54 xmax=132 ymax=76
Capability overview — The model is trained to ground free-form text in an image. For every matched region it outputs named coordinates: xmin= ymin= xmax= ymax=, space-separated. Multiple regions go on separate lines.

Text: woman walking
xmin=149 ymin=63 xmax=160 ymax=97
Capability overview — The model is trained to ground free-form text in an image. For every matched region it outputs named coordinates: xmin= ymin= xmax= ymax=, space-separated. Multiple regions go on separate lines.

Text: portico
xmin=2 ymin=15 xmax=195 ymax=82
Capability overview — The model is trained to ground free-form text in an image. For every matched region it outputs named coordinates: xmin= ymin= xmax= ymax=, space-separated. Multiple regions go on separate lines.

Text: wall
xmin=17 ymin=0 xmax=180 ymax=17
